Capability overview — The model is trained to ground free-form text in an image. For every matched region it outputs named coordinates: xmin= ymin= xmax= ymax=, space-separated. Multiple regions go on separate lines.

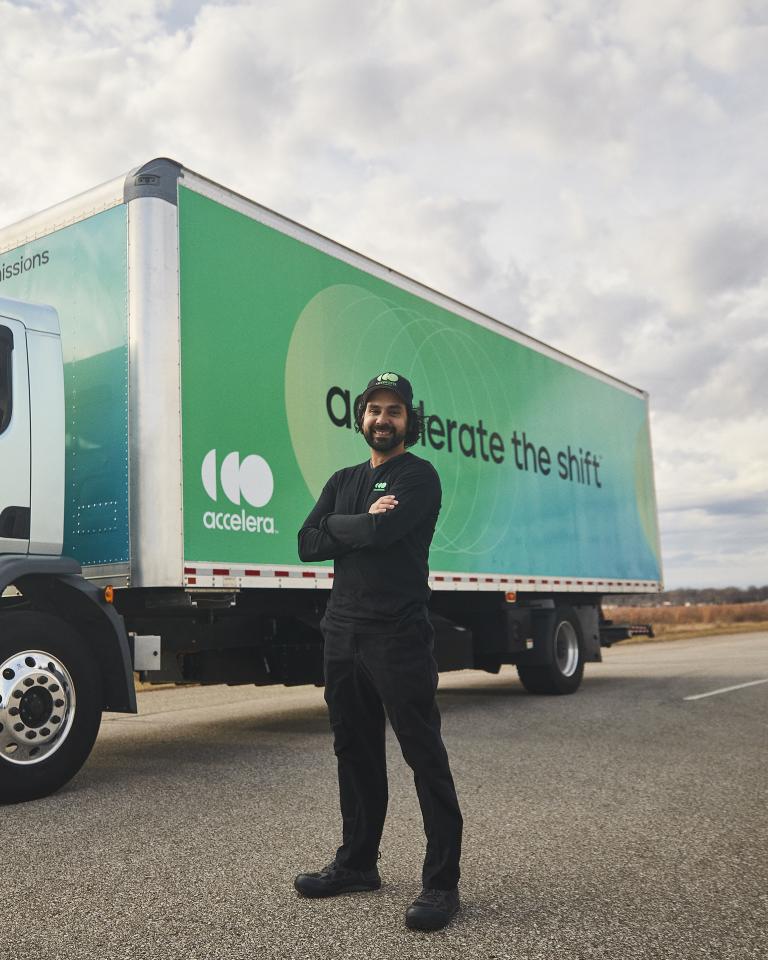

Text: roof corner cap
xmin=124 ymin=158 xmax=183 ymax=206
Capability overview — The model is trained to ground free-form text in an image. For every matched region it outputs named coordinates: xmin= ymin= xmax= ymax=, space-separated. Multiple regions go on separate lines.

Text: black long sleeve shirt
xmin=298 ymin=452 xmax=441 ymax=629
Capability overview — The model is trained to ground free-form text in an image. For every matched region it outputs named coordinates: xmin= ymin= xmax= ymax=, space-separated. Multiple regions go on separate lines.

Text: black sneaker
xmin=294 ymin=860 xmax=382 ymax=898
xmin=405 ymin=887 xmax=460 ymax=930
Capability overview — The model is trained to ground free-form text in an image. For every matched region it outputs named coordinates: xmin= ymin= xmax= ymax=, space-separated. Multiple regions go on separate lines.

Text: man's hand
xmin=369 ymin=495 xmax=399 ymax=515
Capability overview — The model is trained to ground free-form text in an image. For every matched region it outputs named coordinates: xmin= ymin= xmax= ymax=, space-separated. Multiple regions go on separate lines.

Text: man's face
xmin=362 ymin=389 xmax=408 ymax=452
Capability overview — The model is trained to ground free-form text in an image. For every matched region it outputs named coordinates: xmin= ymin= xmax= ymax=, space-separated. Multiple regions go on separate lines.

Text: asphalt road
xmin=3 ymin=632 xmax=767 ymax=960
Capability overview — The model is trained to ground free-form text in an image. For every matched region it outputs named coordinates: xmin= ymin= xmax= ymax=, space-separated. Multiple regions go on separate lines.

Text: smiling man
xmin=295 ymin=372 xmax=463 ymax=932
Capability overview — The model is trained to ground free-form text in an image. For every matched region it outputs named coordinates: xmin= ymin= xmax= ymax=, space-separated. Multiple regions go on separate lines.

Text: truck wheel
xmin=0 ymin=611 xmax=102 ymax=804
xmin=517 ymin=608 xmax=585 ymax=695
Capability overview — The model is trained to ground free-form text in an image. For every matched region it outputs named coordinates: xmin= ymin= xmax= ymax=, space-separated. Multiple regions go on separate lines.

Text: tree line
xmin=609 ymin=585 xmax=768 ymax=607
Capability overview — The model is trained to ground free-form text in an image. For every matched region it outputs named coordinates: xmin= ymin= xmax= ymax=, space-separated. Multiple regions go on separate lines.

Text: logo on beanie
xmin=376 ymin=373 xmax=399 ymax=383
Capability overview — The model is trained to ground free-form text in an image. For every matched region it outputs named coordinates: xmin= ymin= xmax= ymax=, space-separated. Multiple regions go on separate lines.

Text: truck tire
xmin=0 ymin=611 xmax=102 ymax=804
xmin=517 ymin=607 xmax=585 ymax=695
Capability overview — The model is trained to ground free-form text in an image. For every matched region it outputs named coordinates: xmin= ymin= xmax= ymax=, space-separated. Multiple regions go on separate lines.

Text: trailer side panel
xmin=177 ymin=185 xmax=661 ymax=586
xmin=0 ymin=207 xmax=129 ymax=569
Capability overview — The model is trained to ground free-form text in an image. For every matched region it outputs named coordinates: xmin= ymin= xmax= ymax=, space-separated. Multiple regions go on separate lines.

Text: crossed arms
xmin=297 ymin=469 xmax=439 ymax=562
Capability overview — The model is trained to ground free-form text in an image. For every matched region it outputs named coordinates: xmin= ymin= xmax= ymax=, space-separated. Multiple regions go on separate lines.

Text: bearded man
xmin=295 ymin=372 xmax=463 ymax=932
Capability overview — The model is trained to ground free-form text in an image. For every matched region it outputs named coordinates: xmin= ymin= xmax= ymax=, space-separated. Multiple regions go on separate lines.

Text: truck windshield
xmin=0 ymin=325 xmax=12 ymax=434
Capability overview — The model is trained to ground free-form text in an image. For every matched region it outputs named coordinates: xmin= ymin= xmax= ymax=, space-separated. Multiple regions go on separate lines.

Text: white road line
xmin=684 ymin=678 xmax=768 ymax=701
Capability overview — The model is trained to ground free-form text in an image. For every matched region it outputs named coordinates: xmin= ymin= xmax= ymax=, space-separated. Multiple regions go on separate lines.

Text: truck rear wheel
xmin=0 ymin=612 xmax=102 ymax=804
xmin=517 ymin=608 xmax=585 ymax=695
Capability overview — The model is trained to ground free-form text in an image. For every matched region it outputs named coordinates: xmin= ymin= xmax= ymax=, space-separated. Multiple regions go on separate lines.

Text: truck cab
xmin=0 ymin=296 xmax=135 ymax=804
xmin=0 ymin=296 xmax=65 ymax=555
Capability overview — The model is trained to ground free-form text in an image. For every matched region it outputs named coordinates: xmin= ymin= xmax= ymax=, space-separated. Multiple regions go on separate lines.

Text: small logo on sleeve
xmin=373 ymin=482 xmax=388 ymax=491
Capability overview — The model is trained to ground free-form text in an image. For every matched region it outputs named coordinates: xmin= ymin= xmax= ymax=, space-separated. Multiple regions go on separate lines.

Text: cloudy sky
xmin=1 ymin=0 xmax=766 ymax=588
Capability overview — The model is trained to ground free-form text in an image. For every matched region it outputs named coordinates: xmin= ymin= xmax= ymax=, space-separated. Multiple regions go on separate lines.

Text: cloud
xmin=0 ymin=0 xmax=764 ymax=586
xmin=685 ymin=219 xmax=768 ymax=297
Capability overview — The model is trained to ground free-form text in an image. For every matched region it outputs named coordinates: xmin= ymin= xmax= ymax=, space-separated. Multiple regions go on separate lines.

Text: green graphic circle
xmin=284 ymin=283 xmax=520 ymax=562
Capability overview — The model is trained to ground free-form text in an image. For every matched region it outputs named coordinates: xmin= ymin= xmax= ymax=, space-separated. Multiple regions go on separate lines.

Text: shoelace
xmin=417 ymin=888 xmax=451 ymax=906
xmin=321 ymin=862 xmax=364 ymax=879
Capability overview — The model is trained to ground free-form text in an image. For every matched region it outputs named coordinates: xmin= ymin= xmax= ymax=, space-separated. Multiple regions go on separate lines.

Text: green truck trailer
xmin=0 ymin=159 xmax=662 ymax=803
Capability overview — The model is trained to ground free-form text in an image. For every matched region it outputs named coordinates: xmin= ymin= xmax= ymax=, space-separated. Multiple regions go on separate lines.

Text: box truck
xmin=0 ymin=159 xmax=662 ymax=803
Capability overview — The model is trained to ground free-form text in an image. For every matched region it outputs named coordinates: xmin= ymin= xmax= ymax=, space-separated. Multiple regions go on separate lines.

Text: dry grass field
xmin=602 ymin=602 xmax=768 ymax=643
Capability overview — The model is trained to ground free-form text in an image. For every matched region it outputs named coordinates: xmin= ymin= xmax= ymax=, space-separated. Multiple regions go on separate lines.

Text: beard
xmin=363 ymin=423 xmax=405 ymax=452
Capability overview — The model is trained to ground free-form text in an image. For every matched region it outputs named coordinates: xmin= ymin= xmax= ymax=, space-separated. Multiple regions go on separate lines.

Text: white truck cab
xmin=0 ymin=296 xmax=65 ymax=556
xmin=0 ymin=297 xmax=135 ymax=803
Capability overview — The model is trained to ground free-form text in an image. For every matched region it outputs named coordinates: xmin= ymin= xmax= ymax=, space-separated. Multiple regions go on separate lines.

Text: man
xmin=295 ymin=372 xmax=463 ymax=931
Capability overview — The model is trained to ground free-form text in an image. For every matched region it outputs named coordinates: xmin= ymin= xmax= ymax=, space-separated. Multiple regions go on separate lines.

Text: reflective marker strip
xmin=684 ymin=678 xmax=768 ymax=701
xmin=181 ymin=564 xmax=659 ymax=592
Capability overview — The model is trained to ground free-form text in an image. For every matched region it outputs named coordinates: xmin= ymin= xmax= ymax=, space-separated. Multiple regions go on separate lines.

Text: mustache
xmin=363 ymin=422 xmax=402 ymax=451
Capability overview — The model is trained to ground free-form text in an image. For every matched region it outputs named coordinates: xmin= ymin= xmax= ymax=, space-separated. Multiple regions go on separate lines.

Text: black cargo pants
xmin=321 ymin=615 xmax=463 ymax=890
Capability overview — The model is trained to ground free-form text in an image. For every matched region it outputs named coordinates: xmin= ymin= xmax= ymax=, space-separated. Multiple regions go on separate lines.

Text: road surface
xmin=3 ymin=632 xmax=766 ymax=959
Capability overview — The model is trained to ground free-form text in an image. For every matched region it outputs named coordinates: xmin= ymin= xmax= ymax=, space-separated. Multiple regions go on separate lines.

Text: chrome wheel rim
xmin=554 ymin=621 xmax=579 ymax=677
xmin=0 ymin=650 xmax=76 ymax=765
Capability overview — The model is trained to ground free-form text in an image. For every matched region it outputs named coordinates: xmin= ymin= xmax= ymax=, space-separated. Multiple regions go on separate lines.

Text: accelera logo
xmin=201 ymin=450 xmax=277 ymax=535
